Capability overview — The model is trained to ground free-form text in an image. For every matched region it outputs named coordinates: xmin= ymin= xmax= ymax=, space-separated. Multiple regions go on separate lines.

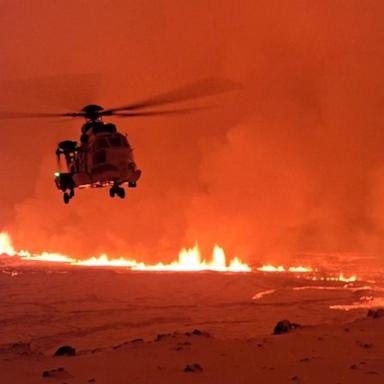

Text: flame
xmin=0 ymin=232 xmax=250 ymax=272
xmin=257 ymin=263 xmax=357 ymax=282
xmin=289 ymin=266 xmax=314 ymax=273
xmin=0 ymin=232 xmax=358 ymax=279
xmin=0 ymin=232 xmax=16 ymax=256
xmin=257 ymin=264 xmax=286 ymax=272
xmin=257 ymin=265 xmax=313 ymax=273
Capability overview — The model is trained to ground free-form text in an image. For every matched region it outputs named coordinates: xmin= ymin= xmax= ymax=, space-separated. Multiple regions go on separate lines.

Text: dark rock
xmin=9 ymin=342 xmax=33 ymax=355
xmin=88 ymin=378 xmax=96 ymax=383
xmin=185 ymin=329 xmax=211 ymax=337
xmin=113 ymin=338 xmax=143 ymax=350
xmin=291 ymin=376 xmax=300 ymax=381
xmin=53 ymin=345 xmax=76 ymax=357
xmin=155 ymin=333 xmax=174 ymax=342
xmin=184 ymin=363 xmax=203 ymax=373
xmin=42 ymin=367 xmax=72 ymax=379
xmin=299 ymin=357 xmax=310 ymax=362
xmin=175 ymin=341 xmax=191 ymax=351
xmin=357 ymin=342 xmax=373 ymax=349
xmin=273 ymin=320 xmax=301 ymax=335
xmin=350 ymin=364 xmax=358 ymax=370
xmin=367 ymin=309 xmax=384 ymax=319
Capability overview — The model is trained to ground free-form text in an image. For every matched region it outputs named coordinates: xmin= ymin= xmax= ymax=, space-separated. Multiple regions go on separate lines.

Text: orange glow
xmin=17 ymin=249 xmax=76 ymax=263
xmin=0 ymin=232 xmax=358 ymax=279
xmin=0 ymin=232 xmax=16 ymax=256
xmin=257 ymin=265 xmax=286 ymax=272
xmin=288 ymin=266 xmax=314 ymax=273
xmin=0 ymin=232 xmax=251 ymax=272
xmin=257 ymin=265 xmax=313 ymax=273
xmin=257 ymin=263 xmax=357 ymax=282
xmin=309 ymin=273 xmax=357 ymax=283
xmin=337 ymin=273 xmax=357 ymax=282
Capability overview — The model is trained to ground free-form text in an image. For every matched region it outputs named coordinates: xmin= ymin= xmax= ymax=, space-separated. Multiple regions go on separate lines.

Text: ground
xmin=0 ymin=266 xmax=383 ymax=383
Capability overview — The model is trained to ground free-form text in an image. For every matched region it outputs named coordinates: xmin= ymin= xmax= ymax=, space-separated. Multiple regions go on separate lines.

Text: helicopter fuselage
xmin=55 ymin=120 xmax=141 ymax=203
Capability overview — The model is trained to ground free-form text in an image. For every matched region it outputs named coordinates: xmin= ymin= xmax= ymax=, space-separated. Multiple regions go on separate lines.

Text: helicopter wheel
xmin=63 ymin=192 xmax=70 ymax=204
xmin=128 ymin=181 xmax=136 ymax=188
xmin=116 ymin=187 xmax=125 ymax=199
xmin=109 ymin=188 xmax=116 ymax=198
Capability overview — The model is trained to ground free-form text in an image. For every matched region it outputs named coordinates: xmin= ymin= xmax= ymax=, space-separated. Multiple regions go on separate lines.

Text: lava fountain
xmin=0 ymin=232 xmax=251 ymax=272
xmin=0 ymin=231 xmax=360 ymax=281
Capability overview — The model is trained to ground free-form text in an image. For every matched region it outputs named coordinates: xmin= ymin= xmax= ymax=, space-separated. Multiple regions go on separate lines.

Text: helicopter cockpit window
xmin=95 ymin=138 xmax=109 ymax=150
xmin=109 ymin=136 xmax=123 ymax=147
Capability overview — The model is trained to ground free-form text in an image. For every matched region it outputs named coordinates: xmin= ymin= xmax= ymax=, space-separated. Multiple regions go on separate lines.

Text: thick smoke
xmin=1 ymin=1 xmax=384 ymax=263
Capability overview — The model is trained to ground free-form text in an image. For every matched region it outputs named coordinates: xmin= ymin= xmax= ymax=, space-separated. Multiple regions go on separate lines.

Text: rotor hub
xmin=81 ymin=104 xmax=104 ymax=120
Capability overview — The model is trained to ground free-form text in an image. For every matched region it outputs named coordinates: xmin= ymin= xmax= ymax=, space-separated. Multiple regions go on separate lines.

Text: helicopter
xmin=0 ymin=78 xmax=240 ymax=204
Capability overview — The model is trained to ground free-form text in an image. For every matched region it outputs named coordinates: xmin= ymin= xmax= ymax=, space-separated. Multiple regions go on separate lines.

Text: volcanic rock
xmin=8 ymin=342 xmax=33 ymax=355
xmin=185 ymin=329 xmax=211 ymax=337
xmin=273 ymin=320 xmax=301 ymax=335
xmin=367 ymin=309 xmax=384 ymax=319
xmin=113 ymin=338 xmax=144 ymax=349
xmin=53 ymin=345 xmax=76 ymax=357
xmin=155 ymin=333 xmax=174 ymax=342
xmin=42 ymin=367 xmax=72 ymax=379
xmin=184 ymin=363 xmax=203 ymax=372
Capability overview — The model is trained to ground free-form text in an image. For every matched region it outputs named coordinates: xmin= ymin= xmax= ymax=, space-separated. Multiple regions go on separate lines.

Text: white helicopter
xmin=1 ymin=78 xmax=240 ymax=204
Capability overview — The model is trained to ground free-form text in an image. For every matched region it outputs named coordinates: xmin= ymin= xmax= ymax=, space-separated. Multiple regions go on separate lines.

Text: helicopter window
xmin=109 ymin=137 xmax=122 ymax=147
xmin=94 ymin=150 xmax=106 ymax=164
xmin=95 ymin=138 xmax=109 ymax=149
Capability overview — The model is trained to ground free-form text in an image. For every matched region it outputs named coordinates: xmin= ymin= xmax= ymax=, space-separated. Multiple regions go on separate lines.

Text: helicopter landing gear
xmin=128 ymin=181 xmax=137 ymax=188
xmin=63 ymin=189 xmax=75 ymax=204
xmin=109 ymin=186 xmax=125 ymax=199
xmin=116 ymin=187 xmax=125 ymax=199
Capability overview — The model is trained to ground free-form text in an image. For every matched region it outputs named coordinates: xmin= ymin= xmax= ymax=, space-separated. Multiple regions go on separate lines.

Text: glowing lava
xmin=0 ymin=232 xmax=16 ymax=256
xmin=74 ymin=244 xmax=251 ymax=272
xmin=0 ymin=232 xmax=358 ymax=279
xmin=0 ymin=232 xmax=251 ymax=272
xmin=257 ymin=265 xmax=313 ymax=273
xmin=257 ymin=263 xmax=357 ymax=282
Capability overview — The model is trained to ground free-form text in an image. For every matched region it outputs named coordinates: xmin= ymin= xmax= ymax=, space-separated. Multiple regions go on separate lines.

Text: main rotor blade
xmin=113 ymin=106 xmax=211 ymax=118
xmin=2 ymin=73 xmax=101 ymax=111
xmin=0 ymin=112 xmax=86 ymax=119
xmin=0 ymin=112 xmax=70 ymax=119
xmin=103 ymin=77 xmax=241 ymax=114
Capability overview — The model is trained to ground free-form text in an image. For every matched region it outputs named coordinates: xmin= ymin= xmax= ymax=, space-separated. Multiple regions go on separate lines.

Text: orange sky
xmin=1 ymin=1 xmax=384 ymax=263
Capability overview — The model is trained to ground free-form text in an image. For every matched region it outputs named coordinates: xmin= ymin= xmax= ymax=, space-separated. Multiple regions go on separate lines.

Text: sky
xmin=1 ymin=0 xmax=384 ymax=264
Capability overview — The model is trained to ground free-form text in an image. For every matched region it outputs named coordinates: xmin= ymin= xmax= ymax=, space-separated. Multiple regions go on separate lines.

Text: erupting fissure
xmin=0 ymin=232 xmax=250 ymax=272
xmin=257 ymin=263 xmax=357 ymax=282
xmin=0 ymin=232 xmax=358 ymax=280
